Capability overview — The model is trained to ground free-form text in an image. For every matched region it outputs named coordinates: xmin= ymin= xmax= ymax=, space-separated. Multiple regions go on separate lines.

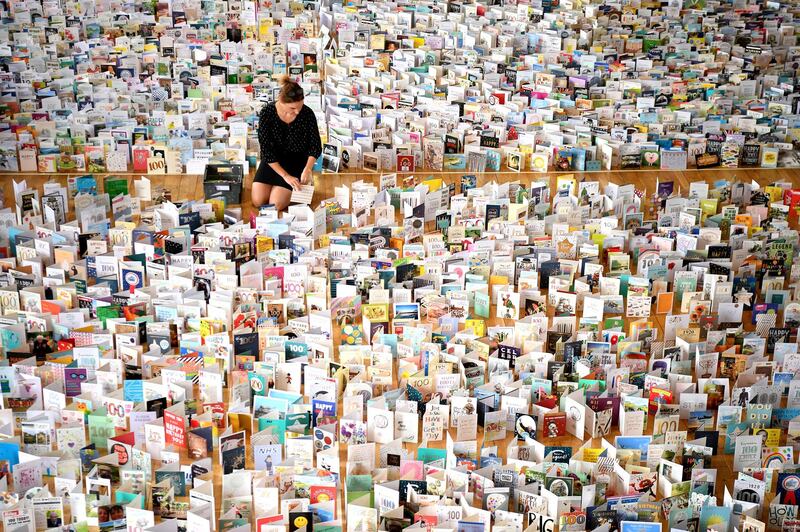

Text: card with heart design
xmin=57 ymin=425 xmax=86 ymax=457
xmin=640 ymin=148 xmax=661 ymax=168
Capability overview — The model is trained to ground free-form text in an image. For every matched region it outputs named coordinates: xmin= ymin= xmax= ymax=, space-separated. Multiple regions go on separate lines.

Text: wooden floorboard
xmin=5 ymin=167 xmax=800 ymax=219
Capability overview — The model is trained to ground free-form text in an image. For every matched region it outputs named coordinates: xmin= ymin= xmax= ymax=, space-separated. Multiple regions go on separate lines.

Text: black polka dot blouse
xmin=257 ymin=103 xmax=323 ymax=163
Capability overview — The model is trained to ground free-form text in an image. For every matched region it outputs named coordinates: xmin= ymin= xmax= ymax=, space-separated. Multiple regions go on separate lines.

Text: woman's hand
xmin=301 ymin=168 xmax=313 ymax=185
xmin=283 ymin=175 xmax=302 ymax=191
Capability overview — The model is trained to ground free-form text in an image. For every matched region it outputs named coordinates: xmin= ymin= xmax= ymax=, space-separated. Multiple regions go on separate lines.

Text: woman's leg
xmin=268 ymin=186 xmax=293 ymax=212
xmin=251 ymin=182 xmax=272 ymax=208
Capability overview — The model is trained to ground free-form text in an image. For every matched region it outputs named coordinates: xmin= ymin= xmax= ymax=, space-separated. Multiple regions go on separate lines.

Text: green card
xmin=105 ymin=177 xmax=129 ymax=198
xmin=88 ymin=407 xmax=115 ymax=448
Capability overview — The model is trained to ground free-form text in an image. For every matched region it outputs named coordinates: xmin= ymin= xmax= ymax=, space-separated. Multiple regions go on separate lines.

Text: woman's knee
xmin=273 ymin=198 xmax=290 ymax=211
xmin=251 ymin=185 xmax=270 ymax=207
xmin=269 ymin=188 xmax=292 ymax=211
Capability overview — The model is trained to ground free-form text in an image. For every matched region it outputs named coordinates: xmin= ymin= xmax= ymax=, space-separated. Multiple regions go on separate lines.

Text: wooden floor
xmin=5 ymin=166 xmax=800 ymax=220
xmin=3 ymin=167 xmax=800 ymax=529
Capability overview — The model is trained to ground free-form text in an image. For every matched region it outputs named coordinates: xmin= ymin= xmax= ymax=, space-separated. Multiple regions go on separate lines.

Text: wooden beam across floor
xmin=3 ymin=167 xmax=800 ymax=218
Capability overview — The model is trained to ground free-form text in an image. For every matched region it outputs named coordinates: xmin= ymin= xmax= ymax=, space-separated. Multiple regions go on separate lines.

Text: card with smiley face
xmin=289 ymin=511 xmax=313 ymax=532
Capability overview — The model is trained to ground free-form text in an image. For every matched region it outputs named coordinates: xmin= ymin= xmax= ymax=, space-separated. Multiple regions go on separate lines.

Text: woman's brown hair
xmin=278 ymin=75 xmax=304 ymax=103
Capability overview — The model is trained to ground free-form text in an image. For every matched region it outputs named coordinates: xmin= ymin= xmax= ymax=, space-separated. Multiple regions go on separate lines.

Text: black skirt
xmin=253 ymin=152 xmax=307 ymax=190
